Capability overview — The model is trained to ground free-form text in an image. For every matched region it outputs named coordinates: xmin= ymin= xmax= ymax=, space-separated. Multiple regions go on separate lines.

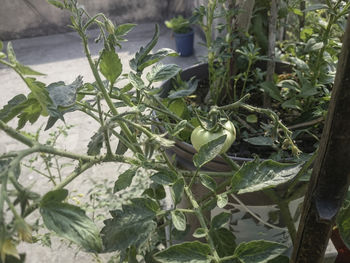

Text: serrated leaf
xmin=101 ymin=198 xmax=159 ymax=252
xmin=234 ymin=240 xmax=286 ymax=263
xmin=16 ymin=63 xmax=45 ymax=76
xmin=87 ymin=131 xmax=104 ymax=156
xmin=336 ymin=204 xmax=350 ymax=250
xmin=243 ymin=136 xmax=274 ymax=146
xmin=115 ymin=23 xmax=136 ymax=37
xmin=193 ymin=228 xmax=206 ymax=238
xmin=15 ymin=98 xmax=42 ymax=129
xmin=24 ymin=78 xmax=52 ymax=116
xmin=0 ymin=94 xmax=27 ymax=122
xmin=154 ymin=241 xmax=211 ymax=263
xmin=171 ymin=120 xmax=188 ymax=137
xmin=146 ymin=63 xmax=181 ymax=83
xmin=260 ymin=81 xmax=282 ymax=102
xmin=47 ymin=76 xmax=82 ymax=108
xmin=193 ymin=135 xmax=226 ymax=168
xmin=150 ymin=171 xmax=177 ymax=185
xmin=138 ymin=48 xmax=178 ymax=71
xmin=209 ymin=228 xmax=236 ymax=258
xmin=211 ymin=212 xmax=231 ymax=229
xmin=128 ymin=72 xmax=145 ymax=89
xmin=100 ymin=49 xmax=122 ymax=85
xmin=47 ymin=0 xmax=65 ymax=9
xmin=41 ymin=189 xmax=68 ymax=205
xmin=168 ymin=79 xmax=199 ymax=99
xmin=171 ymin=210 xmax=187 ymax=231
xmin=113 ymin=168 xmax=138 ymax=193
xmin=199 ymin=174 xmax=217 ymax=192
xmin=40 ymin=190 xmax=102 ymax=253
xmin=171 ymin=178 xmax=185 ymax=205
xmin=217 ymin=193 xmax=228 ymax=208
xmin=130 ymin=24 xmax=159 ymax=72
xmin=231 ymin=159 xmax=302 ymax=194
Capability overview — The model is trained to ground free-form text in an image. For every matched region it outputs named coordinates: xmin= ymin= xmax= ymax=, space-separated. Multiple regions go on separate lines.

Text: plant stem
xmin=97 ymin=94 xmax=113 ymax=156
xmin=184 ymin=186 xmax=221 ymax=262
xmin=263 ymin=189 xmax=297 ymax=245
xmin=79 ymin=32 xmax=142 ymax=154
xmin=0 ymin=120 xmax=35 ymax=147
xmin=53 ymin=161 xmax=96 ymax=190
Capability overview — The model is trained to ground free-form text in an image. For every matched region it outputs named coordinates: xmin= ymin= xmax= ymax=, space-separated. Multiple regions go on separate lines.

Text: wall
xmin=0 ymin=0 xmax=194 ymax=40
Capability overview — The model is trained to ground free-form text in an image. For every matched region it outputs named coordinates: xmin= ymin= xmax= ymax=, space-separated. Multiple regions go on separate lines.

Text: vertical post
xmin=291 ymin=16 xmax=350 ymax=263
xmin=264 ymin=0 xmax=278 ymax=108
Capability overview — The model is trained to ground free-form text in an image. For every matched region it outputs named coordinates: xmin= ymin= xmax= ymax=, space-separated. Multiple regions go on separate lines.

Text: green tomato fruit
xmin=190 ymin=121 xmax=236 ymax=154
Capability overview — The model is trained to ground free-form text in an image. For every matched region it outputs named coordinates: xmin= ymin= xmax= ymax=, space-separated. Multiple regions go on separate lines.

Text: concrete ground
xmin=0 ymin=23 xmax=206 ymax=263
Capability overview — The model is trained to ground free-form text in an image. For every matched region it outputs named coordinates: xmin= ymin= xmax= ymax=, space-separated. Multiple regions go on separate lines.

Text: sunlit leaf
xmin=113 ymin=168 xmax=138 ymax=193
xmin=171 ymin=210 xmax=187 ymax=231
xmin=100 ymin=49 xmax=122 ymax=85
xmin=101 ymin=198 xmax=159 ymax=252
xmin=231 ymin=159 xmax=302 ymax=194
xmin=154 ymin=241 xmax=211 ymax=263
xmin=40 ymin=190 xmax=102 ymax=253
xmin=193 ymin=135 xmax=226 ymax=168
xmin=234 ymin=240 xmax=286 ymax=263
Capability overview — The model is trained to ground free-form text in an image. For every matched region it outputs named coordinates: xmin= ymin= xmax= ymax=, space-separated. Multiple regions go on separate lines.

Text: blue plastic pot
xmin=174 ymin=30 xmax=194 ymax=57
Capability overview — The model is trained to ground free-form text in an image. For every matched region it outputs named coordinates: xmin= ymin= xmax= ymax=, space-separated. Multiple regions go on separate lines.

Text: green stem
xmin=263 ymin=189 xmax=297 ymax=245
xmin=53 ymin=161 xmax=96 ymax=190
xmin=240 ymin=60 xmax=252 ymax=99
xmin=184 ymin=186 xmax=221 ymax=262
xmin=0 ymin=120 xmax=35 ymax=147
xmin=80 ymin=33 xmax=142 ymax=154
xmin=287 ymin=150 xmax=317 ymax=197
xmin=97 ymin=95 xmax=113 ymax=156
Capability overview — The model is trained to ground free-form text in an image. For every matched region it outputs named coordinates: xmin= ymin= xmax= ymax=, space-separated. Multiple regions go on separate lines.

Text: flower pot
xmin=159 ymin=62 xmax=305 ymax=206
xmin=331 ymin=228 xmax=350 ymax=263
xmin=174 ymin=30 xmax=194 ymax=57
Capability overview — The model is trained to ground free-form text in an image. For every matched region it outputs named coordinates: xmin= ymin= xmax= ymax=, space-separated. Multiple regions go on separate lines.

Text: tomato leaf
xmin=146 ymin=63 xmax=181 ymax=83
xmin=150 ymin=171 xmax=178 ymax=185
xmin=100 ymin=49 xmax=122 ymax=85
xmin=193 ymin=135 xmax=226 ymax=168
xmin=211 ymin=212 xmax=231 ymax=229
xmin=113 ymin=168 xmax=138 ymax=193
xmin=130 ymin=24 xmax=159 ymax=72
xmin=234 ymin=240 xmax=287 ymax=263
xmin=199 ymin=174 xmax=217 ymax=192
xmin=154 ymin=241 xmax=212 ymax=263
xmin=101 ymin=198 xmax=159 ymax=252
xmin=217 ymin=193 xmax=228 ymax=208
xmin=171 ymin=210 xmax=187 ymax=231
xmin=40 ymin=190 xmax=102 ymax=253
xmin=231 ymin=159 xmax=302 ymax=194
xmin=171 ymin=178 xmax=185 ymax=205
xmin=209 ymin=228 xmax=236 ymax=257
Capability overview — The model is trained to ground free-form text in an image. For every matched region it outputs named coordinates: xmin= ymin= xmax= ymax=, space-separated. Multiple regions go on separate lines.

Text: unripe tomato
xmin=190 ymin=121 xmax=236 ymax=154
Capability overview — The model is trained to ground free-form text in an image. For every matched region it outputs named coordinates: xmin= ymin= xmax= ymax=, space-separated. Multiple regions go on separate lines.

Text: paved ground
xmin=0 ymin=23 xmax=206 ymax=263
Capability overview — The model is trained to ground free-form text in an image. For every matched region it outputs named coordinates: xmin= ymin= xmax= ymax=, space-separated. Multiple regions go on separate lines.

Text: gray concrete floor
xmin=0 ymin=23 xmax=206 ymax=263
